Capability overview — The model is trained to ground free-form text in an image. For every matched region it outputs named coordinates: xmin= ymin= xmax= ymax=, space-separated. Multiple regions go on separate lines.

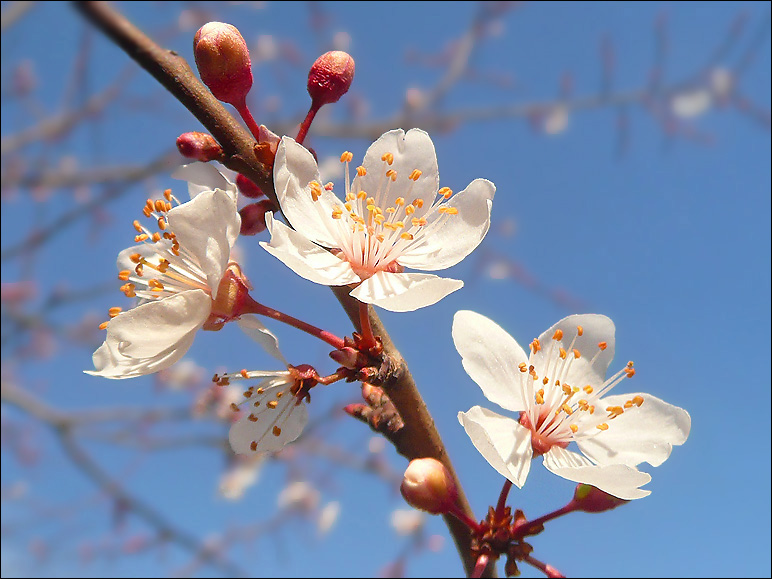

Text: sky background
xmin=1 ymin=1 xmax=770 ymax=578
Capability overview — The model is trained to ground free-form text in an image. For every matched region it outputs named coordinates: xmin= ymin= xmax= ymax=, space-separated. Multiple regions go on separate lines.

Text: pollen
xmin=120 ymin=283 xmax=136 ymax=298
xmin=583 ymin=385 xmax=593 ymax=394
xmin=412 ymin=198 xmax=424 ymax=208
xmin=240 ymin=369 xmax=249 ymax=378
xmin=248 ymin=413 xmax=258 ymax=422
xmin=272 ymin=426 xmax=282 ymax=437
xmin=340 ymin=151 xmax=353 ymax=163
xmin=230 ymin=402 xmax=239 ymax=412
xmin=163 ymin=189 xmax=173 ymax=201
xmin=356 ymin=166 xmax=366 ymax=177
xmin=386 ymin=169 xmax=397 ymax=181
xmin=118 ymin=270 xmax=131 ymax=281
xmin=632 ymin=395 xmax=644 ymax=406
xmin=596 ymin=423 xmax=609 ymax=431
xmin=439 ymin=187 xmax=453 ymax=199
xmin=559 ymin=347 xmax=567 ymax=359
xmin=577 ymin=325 xmax=583 ymax=336
xmin=250 ymin=441 xmax=258 ymax=451
xmin=573 ymin=349 xmax=581 ymax=359
xmin=381 ymin=152 xmax=394 ymax=165
xmin=624 ymin=367 xmax=636 ymax=378
xmin=108 ymin=306 xmax=122 ymax=317
xmin=570 ymin=424 xmax=579 ymax=433
xmin=530 ymin=339 xmax=541 ymax=353
xmin=98 ymin=321 xmax=109 ymax=330
xmin=535 ymin=389 xmax=545 ymax=404
xmin=553 ymin=329 xmax=563 ymax=341
xmin=133 ymin=220 xmax=143 ymax=232
xmin=267 ymin=400 xmax=278 ymax=409
xmin=598 ymin=341 xmax=608 ymax=350
xmin=134 ymin=233 xmax=149 ymax=242
xmin=409 ymin=169 xmax=422 ymax=181
xmin=606 ymin=406 xmax=624 ymax=418
xmin=519 ymin=362 xmax=527 ymax=372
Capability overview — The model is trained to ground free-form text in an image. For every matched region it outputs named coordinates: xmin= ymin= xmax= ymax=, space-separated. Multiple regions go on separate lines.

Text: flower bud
xmin=307 ymin=51 xmax=355 ymax=107
xmin=235 ymin=173 xmax=265 ymax=199
xmin=194 ymin=22 xmax=253 ymax=106
xmin=571 ymin=484 xmax=628 ymax=513
xmin=176 ymin=132 xmax=223 ymax=162
xmin=400 ymin=458 xmax=458 ymax=515
xmin=239 ymin=200 xmax=274 ymax=236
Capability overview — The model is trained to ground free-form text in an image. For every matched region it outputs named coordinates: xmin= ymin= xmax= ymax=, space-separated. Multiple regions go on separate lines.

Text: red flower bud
xmin=307 ymin=51 xmax=355 ymax=107
xmin=400 ymin=458 xmax=458 ymax=515
xmin=176 ymin=132 xmax=223 ymax=162
xmin=571 ymin=484 xmax=629 ymax=513
xmin=194 ymin=22 xmax=253 ymax=106
xmin=235 ymin=173 xmax=265 ymax=199
xmin=239 ymin=200 xmax=274 ymax=236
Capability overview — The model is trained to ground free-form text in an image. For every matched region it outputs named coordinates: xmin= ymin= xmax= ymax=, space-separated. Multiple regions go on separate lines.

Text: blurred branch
xmin=0 ymin=0 xmax=36 ymax=31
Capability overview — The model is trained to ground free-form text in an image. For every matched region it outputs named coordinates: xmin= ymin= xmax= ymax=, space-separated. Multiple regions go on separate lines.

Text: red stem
xmin=233 ymin=98 xmax=261 ymax=141
xmin=523 ymin=555 xmax=565 ymax=578
xmin=295 ymin=103 xmax=320 ymax=145
xmin=358 ymin=301 xmax=377 ymax=349
xmin=446 ymin=503 xmax=482 ymax=534
xmin=471 ymin=554 xmax=490 ymax=579
xmin=496 ymin=479 xmax=513 ymax=518
xmin=513 ymin=502 xmax=577 ymax=540
xmin=242 ymin=295 xmax=346 ymax=350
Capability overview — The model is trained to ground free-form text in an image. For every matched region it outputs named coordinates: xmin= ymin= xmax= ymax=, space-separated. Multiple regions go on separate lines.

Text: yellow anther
xmin=624 ymin=367 xmax=636 ymax=378
xmin=553 ymin=329 xmax=563 ymax=341
xmin=386 ymin=169 xmax=397 ymax=181
xmin=438 ymin=187 xmax=453 ymax=199
xmin=572 ymin=385 xmax=580 ymax=393
xmin=240 ymin=369 xmax=249 ymax=379
xmin=596 ymin=423 xmax=609 ymax=431
xmin=120 ymin=283 xmax=136 ymax=298
xmin=530 ymin=339 xmax=541 ymax=353
xmin=542 ymin=376 xmax=549 ymax=385
xmin=393 ymin=220 xmax=405 ymax=228
xmin=562 ymin=384 xmax=572 ymax=396
xmin=518 ymin=362 xmax=528 ymax=372
xmin=561 ymin=403 xmax=574 ymax=415
xmin=570 ymin=424 xmax=579 ymax=433
xmin=267 ymin=400 xmax=278 ymax=409
xmin=376 ymin=234 xmax=385 ymax=242
xmin=598 ymin=341 xmax=608 ymax=350
xmin=331 ymin=208 xmax=343 ymax=219
xmin=366 ymin=204 xmax=376 ymax=213
xmin=148 ymin=279 xmax=165 ymax=291
xmin=118 ymin=270 xmax=131 ymax=281
xmin=346 ymin=192 xmax=356 ymax=202
xmin=577 ymin=325 xmax=584 ymax=336
xmin=134 ymin=263 xmax=144 ymax=276
xmin=356 ymin=166 xmax=366 ymax=176
xmin=154 ymin=200 xmax=166 ymax=212
xmin=409 ymin=169 xmax=422 ymax=181
xmin=381 ymin=152 xmax=394 ymax=165
xmin=577 ymin=399 xmax=589 ymax=411
xmin=151 ymin=232 xmax=161 ymax=243
xmin=256 ymin=387 xmax=265 ymax=395
xmin=573 ymin=349 xmax=581 ymax=359
xmin=165 ymin=202 xmax=172 ymax=212
xmin=374 ymin=214 xmax=385 ymax=224
xmin=158 ymin=218 xmax=167 ymax=230
xmin=99 ymin=321 xmax=109 ymax=330
xmin=583 ymin=385 xmax=594 ymax=394
xmin=606 ymin=406 xmax=624 ymax=418
xmin=395 ymin=197 xmax=405 ymax=206
xmin=589 ymin=405 xmax=595 ymax=414
xmin=412 ymin=199 xmax=424 ymax=208
xmin=632 ymin=395 xmax=644 ymax=407
xmin=145 ymin=199 xmax=154 ymax=211
xmin=309 ymin=181 xmax=322 ymax=202
xmin=344 ymin=202 xmax=353 ymax=212
xmin=438 ymin=206 xmax=459 ymax=215
xmin=142 ymin=206 xmax=152 ymax=218
xmin=108 ymin=306 xmax=122 ymax=317
xmin=133 ymin=220 xmax=143 ymax=232
xmin=163 ymin=189 xmax=173 ymax=201
xmin=135 ymin=234 xmax=149 ymax=242
xmin=535 ymin=389 xmax=545 ymax=404
xmin=405 ymin=205 xmax=415 ymax=215
xmin=157 ymin=259 xmax=169 ymax=273
xmin=411 ymin=217 xmax=428 ymax=227
xmin=357 ymin=190 xmax=367 ymax=200
xmin=559 ymin=347 xmax=567 ymax=359
xmin=245 ymin=413 xmax=258 ymax=422
xmin=272 ymin=426 xmax=282 ymax=437
xmin=228 ymin=402 xmax=239 ymax=412
xmin=250 ymin=441 xmax=258 ymax=451
xmin=400 ymin=233 xmax=414 ymax=240
xmin=340 ymin=151 xmax=353 ymax=163
xmin=386 ymin=207 xmax=396 ymax=214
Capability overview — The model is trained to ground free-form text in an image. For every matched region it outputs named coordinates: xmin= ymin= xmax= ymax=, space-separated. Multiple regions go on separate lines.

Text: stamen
xmin=438 ymin=187 xmax=453 ymax=199
xmin=409 ymin=169 xmax=422 ymax=181
xmin=598 ymin=342 xmax=608 ymax=350
xmin=577 ymin=325 xmax=583 ymax=336
xmin=553 ymin=329 xmax=563 ymax=341
xmin=108 ymin=307 xmax=122 ymax=317
xmin=272 ymin=426 xmax=282 ymax=436
xmin=340 ymin=151 xmax=353 ymax=163
xmin=596 ymin=423 xmax=609 ymax=431
xmin=381 ymin=152 xmax=394 ymax=165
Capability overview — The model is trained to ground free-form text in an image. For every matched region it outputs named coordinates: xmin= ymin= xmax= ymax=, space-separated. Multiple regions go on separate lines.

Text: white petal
xmin=260 ymin=213 xmax=360 ymax=286
xmin=167 ymin=189 xmax=240 ymax=299
xmin=359 ymin=129 xmax=439 ymax=216
xmin=534 ymin=314 xmax=616 ymax=387
xmin=398 ymin=179 xmax=495 ymax=271
xmin=86 ymin=290 xmax=210 ymax=379
xmin=452 ymin=310 xmax=528 ymax=412
xmin=350 ymin=271 xmax=462 ymax=312
xmin=237 ymin=315 xmax=288 ymax=366
xmin=172 ymin=162 xmax=237 ymax=202
xmin=274 ymin=137 xmax=342 ymax=247
xmin=577 ymin=392 xmax=691 ymax=467
xmin=458 ymin=406 xmax=533 ymax=487
xmin=229 ymin=378 xmax=309 ymax=455
xmin=543 ymin=446 xmax=652 ymax=500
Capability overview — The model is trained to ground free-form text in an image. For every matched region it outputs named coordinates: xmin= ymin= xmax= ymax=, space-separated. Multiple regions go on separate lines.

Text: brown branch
xmin=72 ymin=2 xmax=489 ymax=576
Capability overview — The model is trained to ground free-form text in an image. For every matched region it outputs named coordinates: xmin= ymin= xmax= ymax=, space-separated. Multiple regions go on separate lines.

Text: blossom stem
xmin=242 ymin=295 xmax=346 ymax=350
xmin=317 ymin=368 xmax=352 ymax=385
xmin=495 ymin=479 xmax=513 ymax=518
xmin=295 ymin=103 xmax=320 ymax=146
xmin=233 ymin=98 xmax=261 ymax=142
xmin=358 ymin=301 xmax=377 ymax=349
xmin=513 ymin=503 xmax=576 ymax=539
xmin=523 ymin=555 xmax=565 ymax=578
xmin=471 ymin=554 xmax=490 ymax=579
xmin=446 ymin=503 xmax=482 ymax=534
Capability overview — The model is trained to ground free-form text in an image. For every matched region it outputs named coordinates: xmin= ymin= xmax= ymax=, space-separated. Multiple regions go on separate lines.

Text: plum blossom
xmin=262 ymin=128 xmax=495 ymax=312
xmin=454 ymin=311 xmax=690 ymax=500
xmin=86 ymin=163 xmax=243 ymax=379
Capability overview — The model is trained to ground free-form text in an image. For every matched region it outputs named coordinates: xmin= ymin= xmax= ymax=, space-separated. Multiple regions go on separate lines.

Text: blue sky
xmin=2 ymin=1 xmax=770 ymax=577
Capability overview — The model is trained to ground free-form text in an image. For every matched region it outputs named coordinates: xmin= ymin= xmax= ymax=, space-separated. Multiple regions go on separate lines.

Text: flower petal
xmin=167 ymin=189 xmax=240 ymax=299
xmin=172 ymin=162 xmax=237 ymax=202
xmin=86 ymin=290 xmax=210 ymax=379
xmin=458 ymin=406 xmax=533 ymax=487
xmin=398 ymin=179 xmax=495 ymax=271
xmin=543 ymin=446 xmax=652 ymax=500
xmin=350 ymin=271 xmax=463 ymax=312
xmin=260 ymin=213 xmax=360 ymax=286
xmin=237 ymin=315 xmax=288 ymax=366
xmin=274 ymin=137 xmax=342 ymax=247
xmin=358 ymin=129 xmax=439 ymax=216
xmin=229 ymin=377 xmax=309 ymax=454
xmin=577 ymin=392 xmax=691 ymax=467
xmin=534 ymin=314 xmax=616 ymax=388
xmin=452 ymin=310 xmax=528 ymax=412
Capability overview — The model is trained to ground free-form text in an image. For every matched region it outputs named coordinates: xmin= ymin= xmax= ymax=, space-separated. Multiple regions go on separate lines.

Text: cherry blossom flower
xmin=454 ymin=311 xmax=691 ymax=499
xmin=262 ymin=128 xmax=495 ymax=312
xmin=86 ymin=163 xmax=243 ymax=379
xmin=221 ymin=316 xmax=314 ymax=455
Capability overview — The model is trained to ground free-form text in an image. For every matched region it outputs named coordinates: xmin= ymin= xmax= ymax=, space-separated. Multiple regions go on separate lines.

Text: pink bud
xmin=571 ymin=484 xmax=629 ymax=513
xmin=400 ymin=458 xmax=458 ymax=515
xmin=235 ymin=173 xmax=265 ymax=199
xmin=307 ymin=51 xmax=355 ymax=107
xmin=194 ymin=22 xmax=253 ymax=106
xmin=239 ymin=200 xmax=274 ymax=236
xmin=176 ymin=132 xmax=223 ymax=161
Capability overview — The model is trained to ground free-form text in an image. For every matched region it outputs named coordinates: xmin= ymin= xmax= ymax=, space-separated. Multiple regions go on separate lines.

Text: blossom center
xmin=305 ymin=150 xmax=460 ymax=279
xmin=517 ymin=325 xmax=643 ymax=454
